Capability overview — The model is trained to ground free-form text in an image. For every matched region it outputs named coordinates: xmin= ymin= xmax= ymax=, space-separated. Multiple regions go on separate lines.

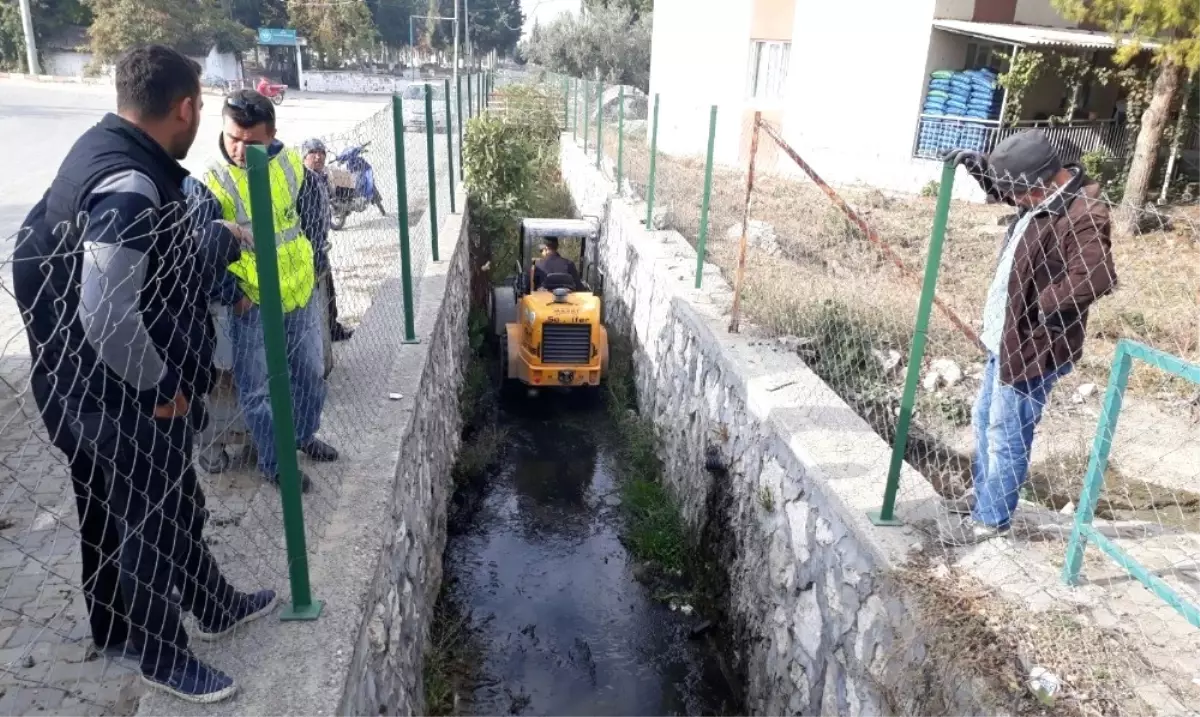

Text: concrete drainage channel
xmin=431 ymin=375 xmax=743 ymax=715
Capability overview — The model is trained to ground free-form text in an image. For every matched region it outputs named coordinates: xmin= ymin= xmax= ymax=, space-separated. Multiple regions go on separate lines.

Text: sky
xmin=519 ymin=0 xmax=582 ymax=38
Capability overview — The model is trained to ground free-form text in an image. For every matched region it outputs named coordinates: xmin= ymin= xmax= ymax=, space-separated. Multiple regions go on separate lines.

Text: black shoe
xmin=265 ymin=469 xmax=314 ymax=493
xmin=194 ymin=590 xmax=278 ymax=641
xmin=298 ymin=438 xmax=339 ymax=462
xmin=141 ymin=654 xmax=237 ymax=704
xmin=331 ymin=324 xmax=354 ymax=342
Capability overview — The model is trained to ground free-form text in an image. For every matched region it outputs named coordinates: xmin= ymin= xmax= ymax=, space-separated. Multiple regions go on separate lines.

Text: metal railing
xmin=914 ymin=116 xmax=1130 ymax=164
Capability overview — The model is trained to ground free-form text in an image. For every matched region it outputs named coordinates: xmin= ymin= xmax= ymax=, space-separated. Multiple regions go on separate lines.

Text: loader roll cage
xmin=514 ymin=218 xmax=603 ymax=297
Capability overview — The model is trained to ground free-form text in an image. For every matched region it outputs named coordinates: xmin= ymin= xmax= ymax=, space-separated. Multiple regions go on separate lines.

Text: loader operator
xmin=535 ymin=236 xmax=579 ymax=290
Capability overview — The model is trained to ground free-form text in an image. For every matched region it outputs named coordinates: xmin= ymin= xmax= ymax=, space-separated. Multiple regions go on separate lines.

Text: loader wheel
xmin=499 ymin=328 xmax=520 ymax=401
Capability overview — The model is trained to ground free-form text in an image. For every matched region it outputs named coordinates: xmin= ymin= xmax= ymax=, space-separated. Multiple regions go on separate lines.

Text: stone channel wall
xmin=336 ymin=207 xmax=471 ymax=714
xmin=560 ymin=140 xmax=1001 ymax=715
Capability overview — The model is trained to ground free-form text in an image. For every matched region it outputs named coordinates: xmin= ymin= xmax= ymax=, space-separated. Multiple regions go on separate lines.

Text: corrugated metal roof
xmin=931 ymin=19 xmax=1160 ymax=51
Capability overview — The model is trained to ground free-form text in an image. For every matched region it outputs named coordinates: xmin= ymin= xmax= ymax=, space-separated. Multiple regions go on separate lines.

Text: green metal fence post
xmin=563 ymin=75 xmax=569 ymax=129
xmin=467 ymin=73 xmax=474 ymax=119
xmin=870 ymin=160 xmax=957 ymax=526
xmin=616 ymin=85 xmax=625 ymax=189
xmin=644 ymin=93 xmax=660 ymax=228
xmin=583 ymin=80 xmax=590 ymax=154
xmin=695 ymin=104 xmax=718 ymax=288
xmin=444 ymin=78 xmax=456 ymax=214
xmin=456 ymin=74 xmax=465 ymax=174
xmin=424 ymin=83 xmax=440 ymax=262
xmin=244 ymin=144 xmax=323 ymax=621
xmin=572 ymin=78 xmax=578 ymax=139
xmin=595 ymin=81 xmax=603 ymax=170
xmin=392 ymin=94 xmax=418 ymax=343
xmin=1063 ymin=345 xmax=1131 ymax=583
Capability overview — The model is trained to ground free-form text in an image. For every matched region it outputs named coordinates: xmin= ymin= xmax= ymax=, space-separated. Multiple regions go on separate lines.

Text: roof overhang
xmin=521 ymin=218 xmax=599 ymax=240
xmin=931 ymin=19 xmax=1161 ymax=51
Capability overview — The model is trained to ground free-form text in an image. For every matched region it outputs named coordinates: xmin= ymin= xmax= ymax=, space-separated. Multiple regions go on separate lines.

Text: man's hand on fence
xmin=941 ymin=149 xmax=1009 ymax=204
xmin=153 ymin=391 xmax=190 ymax=419
xmin=217 ymin=220 xmax=256 ymax=250
xmin=233 ymin=296 xmax=254 ymax=316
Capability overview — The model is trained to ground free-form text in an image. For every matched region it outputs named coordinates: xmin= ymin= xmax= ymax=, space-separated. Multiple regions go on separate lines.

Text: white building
xmin=39 ymin=27 xmax=242 ymax=85
xmin=648 ymin=0 xmax=1150 ymax=196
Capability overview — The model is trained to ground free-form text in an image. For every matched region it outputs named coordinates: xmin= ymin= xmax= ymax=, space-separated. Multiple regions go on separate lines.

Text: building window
xmin=748 ymin=40 xmax=790 ymax=101
xmin=965 ymin=41 xmax=1010 ymax=72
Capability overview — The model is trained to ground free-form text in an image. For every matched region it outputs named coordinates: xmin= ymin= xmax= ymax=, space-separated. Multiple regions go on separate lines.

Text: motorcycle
xmin=256 ymin=78 xmax=287 ymax=105
xmin=328 ymin=141 xmax=387 ymax=230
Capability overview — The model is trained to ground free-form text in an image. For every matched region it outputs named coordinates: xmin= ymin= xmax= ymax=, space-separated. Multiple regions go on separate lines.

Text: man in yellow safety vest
xmin=193 ymin=90 xmax=339 ymax=492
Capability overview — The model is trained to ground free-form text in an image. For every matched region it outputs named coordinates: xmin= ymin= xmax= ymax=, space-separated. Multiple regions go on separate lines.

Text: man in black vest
xmin=13 ymin=45 xmax=275 ymax=703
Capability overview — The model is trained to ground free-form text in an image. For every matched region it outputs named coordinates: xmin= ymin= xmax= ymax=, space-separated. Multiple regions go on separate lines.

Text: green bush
xmin=463 ymin=82 xmax=569 ymax=284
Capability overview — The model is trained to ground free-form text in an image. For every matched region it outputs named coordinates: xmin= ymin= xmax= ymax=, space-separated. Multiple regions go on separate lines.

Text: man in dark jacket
xmin=301 ymin=137 xmax=353 ymax=341
xmin=941 ymin=131 xmax=1116 ymax=545
xmin=534 ymin=236 xmax=579 ymax=289
xmin=13 ymin=45 xmax=275 ymax=703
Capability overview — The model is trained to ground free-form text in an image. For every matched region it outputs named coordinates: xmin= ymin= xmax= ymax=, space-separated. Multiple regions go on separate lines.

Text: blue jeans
xmin=230 ymin=298 xmax=326 ymax=477
xmin=971 ymin=354 xmax=1071 ymax=528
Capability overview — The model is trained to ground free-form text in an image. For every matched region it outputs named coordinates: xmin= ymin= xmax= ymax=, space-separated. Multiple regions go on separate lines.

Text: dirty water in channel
xmin=444 ymin=394 xmax=739 ymax=716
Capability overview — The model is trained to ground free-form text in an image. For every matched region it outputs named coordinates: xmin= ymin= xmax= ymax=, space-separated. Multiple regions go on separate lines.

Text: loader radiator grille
xmin=541 ymin=324 xmax=592 ymax=364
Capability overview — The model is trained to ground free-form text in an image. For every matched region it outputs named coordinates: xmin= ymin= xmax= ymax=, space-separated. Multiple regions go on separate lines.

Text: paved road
xmin=0 ymin=80 xmax=453 ymax=715
xmin=0 ymin=81 xmax=391 ymax=243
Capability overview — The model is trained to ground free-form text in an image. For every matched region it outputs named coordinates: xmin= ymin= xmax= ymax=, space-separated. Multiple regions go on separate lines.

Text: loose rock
xmin=930 ymin=358 xmax=963 ymax=387
xmin=726 ymin=220 xmax=780 ymax=256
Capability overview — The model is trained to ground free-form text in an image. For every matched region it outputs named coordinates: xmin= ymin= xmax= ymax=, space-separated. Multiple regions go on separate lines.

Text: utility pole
xmin=17 ymin=0 xmax=39 ymax=75
xmin=463 ymin=0 xmax=472 ymax=69
xmin=452 ymin=0 xmax=459 ymax=90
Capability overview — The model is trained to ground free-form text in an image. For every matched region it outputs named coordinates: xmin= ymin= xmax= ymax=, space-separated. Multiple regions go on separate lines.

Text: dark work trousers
xmin=30 ymin=373 xmax=129 ymax=650
xmin=326 ymin=269 xmax=340 ymax=333
xmin=321 ymin=263 xmax=342 ymax=333
xmin=65 ymin=400 xmax=239 ymax=676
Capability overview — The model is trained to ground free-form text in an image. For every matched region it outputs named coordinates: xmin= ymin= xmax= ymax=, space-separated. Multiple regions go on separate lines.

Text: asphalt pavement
xmin=0 ymin=80 xmax=390 ymax=244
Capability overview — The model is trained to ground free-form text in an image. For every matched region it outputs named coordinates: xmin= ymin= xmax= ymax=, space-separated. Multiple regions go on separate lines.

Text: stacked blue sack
xmin=921 ymin=70 xmax=954 ymax=117
xmin=919 ymin=67 xmax=1001 ymax=155
xmin=961 ymin=68 xmax=1001 ymax=121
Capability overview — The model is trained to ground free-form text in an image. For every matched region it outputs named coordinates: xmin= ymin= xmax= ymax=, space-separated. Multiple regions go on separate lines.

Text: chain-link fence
xmin=547 ymin=70 xmax=1200 ymax=710
xmin=0 ymin=72 xmax=481 ymax=712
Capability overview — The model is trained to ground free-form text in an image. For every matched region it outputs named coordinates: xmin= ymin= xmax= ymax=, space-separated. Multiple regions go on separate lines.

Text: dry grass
xmin=892 ymin=559 xmax=1157 ymax=717
xmin=608 ymin=138 xmax=1199 ymax=401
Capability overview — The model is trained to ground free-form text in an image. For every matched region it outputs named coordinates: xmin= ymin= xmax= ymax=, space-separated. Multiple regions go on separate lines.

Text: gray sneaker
xmin=939 ymin=515 xmax=1009 ymax=546
xmin=944 ymin=490 xmax=975 ymax=515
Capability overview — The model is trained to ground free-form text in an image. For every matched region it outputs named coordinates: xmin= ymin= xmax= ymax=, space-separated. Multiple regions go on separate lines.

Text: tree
xmin=521 ymin=4 xmax=650 ymax=90
xmin=287 ymin=0 xmax=376 ymax=68
xmin=86 ymin=0 xmax=251 ymax=61
xmin=1 ymin=0 xmax=92 ymax=72
xmin=366 ymin=0 xmax=419 ymax=51
xmin=229 ymin=0 xmax=288 ymax=31
xmin=464 ymin=0 xmax=521 ymax=57
xmin=583 ymin=0 xmax=649 ymax=21
xmin=1053 ymin=0 xmax=1200 ymax=233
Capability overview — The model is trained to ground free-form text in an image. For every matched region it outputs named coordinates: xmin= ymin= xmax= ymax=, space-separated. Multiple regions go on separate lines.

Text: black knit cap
xmin=986 ymin=130 xmax=1062 ymax=194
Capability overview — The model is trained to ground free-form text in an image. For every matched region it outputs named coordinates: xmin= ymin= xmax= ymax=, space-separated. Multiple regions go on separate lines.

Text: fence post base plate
xmin=867 ymin=511 xmax=903 ymax=527
xmin=280 ymin=600 xmax=325 ymax=622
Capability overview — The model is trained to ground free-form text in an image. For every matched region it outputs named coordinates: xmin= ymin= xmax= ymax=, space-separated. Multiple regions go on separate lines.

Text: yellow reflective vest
xmin=203 ymin=148 xmax=316 ymax=312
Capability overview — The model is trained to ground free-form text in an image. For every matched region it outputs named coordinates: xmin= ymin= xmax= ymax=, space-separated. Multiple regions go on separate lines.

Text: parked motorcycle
xmin=328 ymin=141 xmax=386 ymax=230
xmin=255 ymin=78 xmax=287 ymax=105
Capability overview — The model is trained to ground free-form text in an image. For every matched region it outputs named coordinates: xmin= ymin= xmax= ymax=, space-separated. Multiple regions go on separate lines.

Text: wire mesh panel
xmin=732 ymin=122 xmax=1200 ymax=708
xmin=0 ymin=83 xmax=460 ymax=711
